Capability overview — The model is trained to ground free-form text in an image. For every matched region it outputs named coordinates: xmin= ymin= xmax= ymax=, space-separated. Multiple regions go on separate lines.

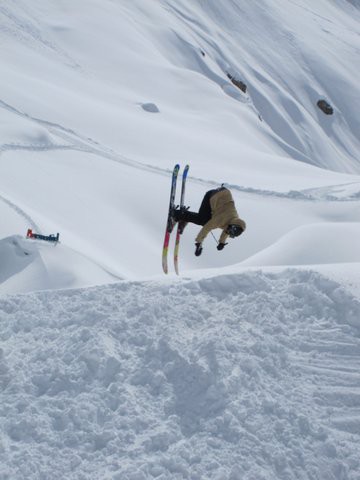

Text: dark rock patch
xmin=317 ymin=99 xmax=333 ymax=115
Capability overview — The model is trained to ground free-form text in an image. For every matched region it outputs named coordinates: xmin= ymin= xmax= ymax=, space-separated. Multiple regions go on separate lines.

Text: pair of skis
xmin=162 ymin=164 xmax=189 ymax=275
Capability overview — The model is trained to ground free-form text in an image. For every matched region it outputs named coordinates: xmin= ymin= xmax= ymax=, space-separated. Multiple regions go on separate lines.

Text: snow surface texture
xmin=1 ymin=270 xmax=360 ymax=480
xmin=0 ymin=235 xmax=118 ymax=294
xmin=1 ymin=0 xmax=360 ymax=479
xmin=1 ymin=0 xmax=360 ymax=281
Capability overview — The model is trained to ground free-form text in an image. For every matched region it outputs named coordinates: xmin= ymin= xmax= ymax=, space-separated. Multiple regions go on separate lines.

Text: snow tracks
xmin=0 ymin=269 xmax=359 ymax=479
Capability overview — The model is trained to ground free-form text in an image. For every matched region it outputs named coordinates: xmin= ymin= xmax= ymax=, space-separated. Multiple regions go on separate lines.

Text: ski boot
xmin=174 ymin=206 xmax=189 ymax=234
xmin=178 ymin=220 xmax=188 ymax=234
xmin=167 ymin=207 xmax=178 ymax=233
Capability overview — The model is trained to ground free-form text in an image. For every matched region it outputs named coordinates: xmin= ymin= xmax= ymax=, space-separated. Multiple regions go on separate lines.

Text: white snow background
xmin=1 ymin=1 xmax=360 ymax=479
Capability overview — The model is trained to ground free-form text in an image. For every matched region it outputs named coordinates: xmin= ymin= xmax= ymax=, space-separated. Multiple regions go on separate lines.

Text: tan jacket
xmin=196 ymin=188 xmax=246 ymax=244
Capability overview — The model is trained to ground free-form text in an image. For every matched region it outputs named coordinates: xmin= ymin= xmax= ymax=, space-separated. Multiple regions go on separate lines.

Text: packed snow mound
xmin=0 ymin=235 xmax=118 ymax=294
xmin=0 ymin=269 xmax=359 ymax=479
xmin=242 ymin=222 xmax=360 ymax=267
xmin=0 ymin=235 xmax=39 ymax=284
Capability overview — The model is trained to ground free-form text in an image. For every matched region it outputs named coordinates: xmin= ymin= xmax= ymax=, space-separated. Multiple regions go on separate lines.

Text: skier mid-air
xmin=162 ymin=165 xmax=246 ymax=274
xmin=173 ymin=185 xmax=246 ymax=256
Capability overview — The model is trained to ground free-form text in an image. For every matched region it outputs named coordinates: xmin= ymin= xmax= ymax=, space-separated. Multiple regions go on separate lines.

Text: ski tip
xmin=162 ymin=258 xmax=168 ymax=274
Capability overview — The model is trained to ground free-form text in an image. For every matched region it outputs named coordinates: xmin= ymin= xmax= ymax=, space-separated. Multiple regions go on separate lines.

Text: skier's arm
xmin=195 ymin=218 xmax=218 ymax=243
xmin=219 ymin=230 xmax=229 ymax=244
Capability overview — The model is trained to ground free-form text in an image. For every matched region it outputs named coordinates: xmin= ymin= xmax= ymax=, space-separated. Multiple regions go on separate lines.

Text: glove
xmin=217 ymin=242 xmax=227 ymax=251
xmin=195 ymin=242 xmax=203 ymax=256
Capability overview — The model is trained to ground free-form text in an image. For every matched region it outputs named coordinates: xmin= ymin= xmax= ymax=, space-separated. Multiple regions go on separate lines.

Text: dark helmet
xmin=226 ymin=224 xmax=244 ymax=238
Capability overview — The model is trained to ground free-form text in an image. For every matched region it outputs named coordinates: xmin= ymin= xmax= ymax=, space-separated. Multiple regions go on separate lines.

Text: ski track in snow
xmin=1 ymin=99 xmax=359 ymax=203
xmin=0 ymin=98 xmax=172 ymax=177
xmin=0 ymin=269 xmax=359 ymax=480
xmin=0 ymin=193 xmax=40 ymax=233
xmin=0 ymin=3 xmax=82 ymax=70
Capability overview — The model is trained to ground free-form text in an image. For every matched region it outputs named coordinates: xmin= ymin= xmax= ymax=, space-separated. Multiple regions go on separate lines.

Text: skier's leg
xmin=174 ymin=189 xmax=215 ymax=226
xmin=197 ymin=190 xmax=214 ymax=224
xmin=174 ymin=209 xmax=201 ymax=225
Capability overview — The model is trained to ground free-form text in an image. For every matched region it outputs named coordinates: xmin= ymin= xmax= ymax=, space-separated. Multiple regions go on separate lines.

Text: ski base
xmin=162 ymin=164 xmax=189 ymax=275
xmin=174 ymin=165 xmax=189 ymax=275
xmin=162 ymin=164 xmax=180 ymax=274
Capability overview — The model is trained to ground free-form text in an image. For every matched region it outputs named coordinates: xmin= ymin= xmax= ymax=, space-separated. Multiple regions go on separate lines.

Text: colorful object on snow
xmin=26 ymin=229 xmax=60 ymax=243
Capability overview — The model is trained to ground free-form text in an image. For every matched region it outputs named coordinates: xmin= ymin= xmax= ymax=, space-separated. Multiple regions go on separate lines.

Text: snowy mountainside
xmin=1 ymin=0 xmax=360 ymax=174
xmin=1 ymin=2 xmax=360 ymax=479
xmin=1 ymin=270 xmax=360 ymax=479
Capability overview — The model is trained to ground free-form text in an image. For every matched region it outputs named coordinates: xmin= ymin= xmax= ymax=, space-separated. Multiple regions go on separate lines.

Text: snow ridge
xmin=1 ymin=270 xmax=359 ymax=479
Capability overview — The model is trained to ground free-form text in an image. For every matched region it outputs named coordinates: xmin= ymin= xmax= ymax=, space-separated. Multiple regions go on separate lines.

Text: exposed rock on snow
xmin=141 ymin=103 xmax=160 ymax=113
xmin=227 ymin=73 xmax=247 ymax=93
xmin=317 ymin=99 xmax=334 ymax=115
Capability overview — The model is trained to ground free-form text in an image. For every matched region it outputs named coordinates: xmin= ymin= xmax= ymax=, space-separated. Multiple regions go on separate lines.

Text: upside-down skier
xmin=173 ymin=186 xmax=246 ymax=256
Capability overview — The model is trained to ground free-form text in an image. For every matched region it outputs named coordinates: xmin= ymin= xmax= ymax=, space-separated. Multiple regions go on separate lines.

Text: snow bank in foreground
xmin=1 ymin=270 xmax=359 ymax=480
xmin=0 ymin=235 xmax=118 ymax=294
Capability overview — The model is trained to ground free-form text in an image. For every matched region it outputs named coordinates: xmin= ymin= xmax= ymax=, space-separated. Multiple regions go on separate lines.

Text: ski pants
xmin=179 ymin=187 xmax=225 ymax=226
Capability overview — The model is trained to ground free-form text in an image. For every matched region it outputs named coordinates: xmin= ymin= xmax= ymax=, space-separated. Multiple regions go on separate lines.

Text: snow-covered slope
xmin=241 ymin=222 xmax=360 ymax=267
xmin=1 ymin=0 xmax=360 ymax=172
xmin=1 ymin=270 xmax=360 ymax=479
xmin=1 ymin=1 xmax=360 ymax=479
xmin=0 ymin=235 xmax=118 ymax=294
